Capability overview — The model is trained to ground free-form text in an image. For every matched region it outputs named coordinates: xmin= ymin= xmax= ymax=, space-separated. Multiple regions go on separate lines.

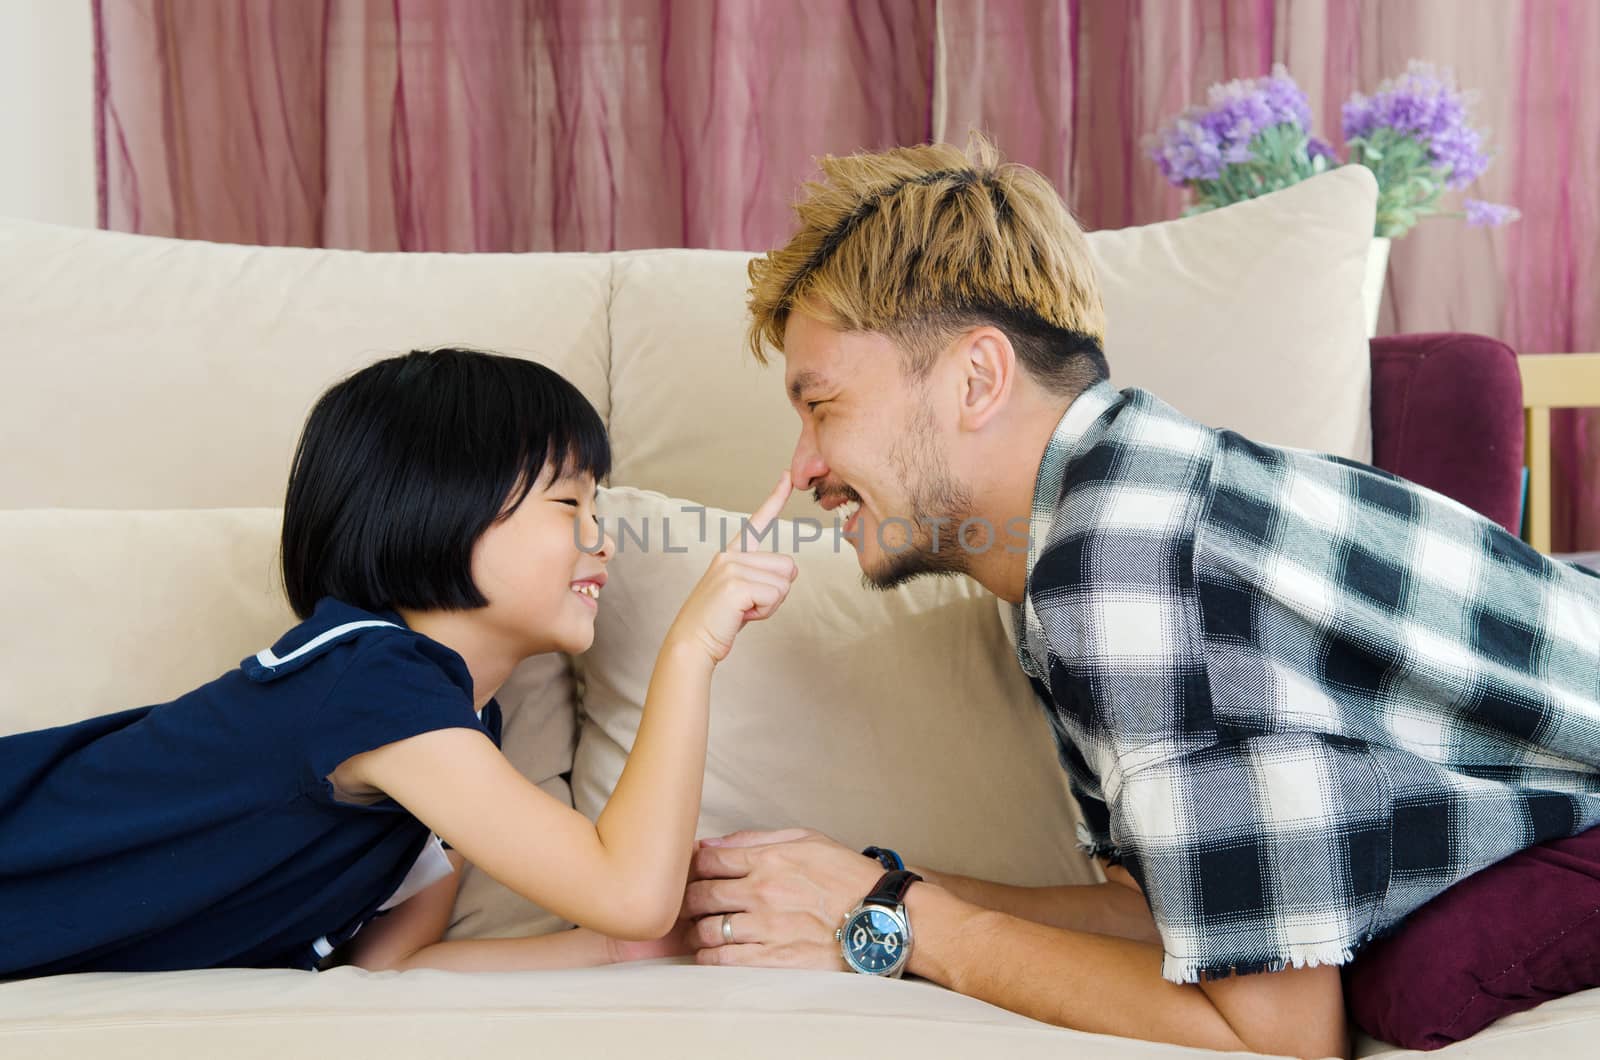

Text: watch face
xmin=842 ymin=907 xmax=906 ymax=974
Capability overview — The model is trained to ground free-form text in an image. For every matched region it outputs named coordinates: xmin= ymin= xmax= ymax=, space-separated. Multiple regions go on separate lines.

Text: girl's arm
xmin=334 ymin=850 xmax=691 ymax=971
xmin=333 ymin=849 xmax=468 ymax=970
xmin=344 ymin=475 xmax=796 ymax=942
xmin=390 ymin=927 xmax=675 ymax=972
xmin=336 ymin=850 xmax=690 ymax=972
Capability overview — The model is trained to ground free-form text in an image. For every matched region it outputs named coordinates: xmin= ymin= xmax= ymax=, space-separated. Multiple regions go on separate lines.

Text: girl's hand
xmin=667 ymin=472 xmax=798 ymax=664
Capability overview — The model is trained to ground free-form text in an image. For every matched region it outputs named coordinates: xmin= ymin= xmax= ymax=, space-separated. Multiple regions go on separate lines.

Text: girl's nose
xmin=577 ymin=518 xmax=613 ymax=559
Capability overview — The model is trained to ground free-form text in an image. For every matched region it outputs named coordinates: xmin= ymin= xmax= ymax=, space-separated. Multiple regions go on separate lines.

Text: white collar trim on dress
xmin=254 ymin=619 xmax=401 ymax=670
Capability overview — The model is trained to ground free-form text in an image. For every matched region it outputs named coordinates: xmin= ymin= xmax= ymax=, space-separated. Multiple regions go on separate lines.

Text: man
xmin=678 ymin=135 xmax=1600 ymax=1058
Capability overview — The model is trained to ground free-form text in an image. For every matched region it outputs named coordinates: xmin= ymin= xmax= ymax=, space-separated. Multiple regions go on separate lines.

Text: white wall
xmin=0 ymin=0 xmax=96 ymax=227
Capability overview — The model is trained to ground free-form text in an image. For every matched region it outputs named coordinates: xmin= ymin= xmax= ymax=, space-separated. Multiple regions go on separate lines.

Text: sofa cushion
xmin=0 ymin=507 xmax=573 ymax=941
xmin=0 ymin=221 xmax=613 ymax=510
xmin=1343 ymin=824 xmax=1600 ymax=1050
xmin=605 ymin=166 xmax=1377 ymax=517
xmin=605 ymin=250 xmax=800 ymax=517
xmin=0 ymin=508 xmax=295 ymax=734
xmin=1 ymin=961 xmax=1597 ymax=1058
xmin=570 ymin=487 xmax=1100 ymax=887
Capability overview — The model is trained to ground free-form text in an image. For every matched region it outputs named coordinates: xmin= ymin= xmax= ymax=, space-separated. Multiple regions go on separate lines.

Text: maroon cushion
xmin=1344 ymin=824 xmax=1600 ymax=1049
xmin=1369 ymin=333 xmax=1524 ymax=535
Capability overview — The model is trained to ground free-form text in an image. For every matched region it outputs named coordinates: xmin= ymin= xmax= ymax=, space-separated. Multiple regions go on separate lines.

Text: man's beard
xmin=864 ymin=403 xmax=975 ymax=591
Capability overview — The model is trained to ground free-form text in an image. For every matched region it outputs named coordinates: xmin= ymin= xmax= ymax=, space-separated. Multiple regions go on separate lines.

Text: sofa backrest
xmin=0 ymin=227 xmax=613 ymax=510
xmin=0 ymin=164 xmax=1377 ymax=517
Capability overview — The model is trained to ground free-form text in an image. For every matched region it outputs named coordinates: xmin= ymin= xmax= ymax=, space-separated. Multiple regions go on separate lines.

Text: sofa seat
xmin=3 ymin=963 xmax=1599 ymax=1059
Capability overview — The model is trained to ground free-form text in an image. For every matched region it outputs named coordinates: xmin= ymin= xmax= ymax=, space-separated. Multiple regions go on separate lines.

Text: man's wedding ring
xmin=721 ymin=912 xmax=735 ymax=944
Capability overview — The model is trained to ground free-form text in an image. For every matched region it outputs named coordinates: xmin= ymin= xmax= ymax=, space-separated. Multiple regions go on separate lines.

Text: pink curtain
xmin=96 ymin=0 xmax=1599 ymax=548
xmin=96 ymin=0 xmax=934 ymax=251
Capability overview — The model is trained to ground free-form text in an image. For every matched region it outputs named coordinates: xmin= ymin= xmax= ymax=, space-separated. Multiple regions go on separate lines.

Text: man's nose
xmin=790 ymin=431 xmax=829 ymax=493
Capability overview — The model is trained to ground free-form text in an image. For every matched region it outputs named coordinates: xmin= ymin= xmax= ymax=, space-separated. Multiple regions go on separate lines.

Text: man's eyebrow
xmin=787 ymin=370 xmax=830 ymax=403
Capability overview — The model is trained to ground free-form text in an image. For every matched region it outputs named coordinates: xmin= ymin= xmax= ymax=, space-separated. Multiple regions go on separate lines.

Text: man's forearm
xmin=910 ymin=865 xmax=1160 ymax=944
xmin=904 ymin=885 xmax=1347 ymax=1059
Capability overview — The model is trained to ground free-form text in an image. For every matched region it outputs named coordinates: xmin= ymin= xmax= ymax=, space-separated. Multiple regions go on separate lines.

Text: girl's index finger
xmin=734 ymin=471 xmax=793 ymax=552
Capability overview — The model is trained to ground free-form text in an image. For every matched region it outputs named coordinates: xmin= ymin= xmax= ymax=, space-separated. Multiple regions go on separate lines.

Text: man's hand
xmin=683 ymin=828 xmax=883 ymax=968
xmin=681 ymin=827 xmax=1348 ymax=1058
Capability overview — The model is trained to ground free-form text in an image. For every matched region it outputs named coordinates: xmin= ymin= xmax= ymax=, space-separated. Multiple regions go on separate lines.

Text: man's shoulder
xmin=1096 ymin=386 xmax=1217 ymax=460
xmin=1199 ymin=427 xmax=1482 ymax=554
xmin=1036 ymin=389 xmax=1217 ymax=561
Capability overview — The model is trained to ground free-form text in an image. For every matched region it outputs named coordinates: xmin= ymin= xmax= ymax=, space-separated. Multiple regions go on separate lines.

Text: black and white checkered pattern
xmin=1013 ymin=383 xmax=1600 ymax=984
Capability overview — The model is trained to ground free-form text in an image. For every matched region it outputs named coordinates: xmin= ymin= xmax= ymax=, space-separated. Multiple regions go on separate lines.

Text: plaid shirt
xmin=1013 ymin=382 xmax=1600 ymax=984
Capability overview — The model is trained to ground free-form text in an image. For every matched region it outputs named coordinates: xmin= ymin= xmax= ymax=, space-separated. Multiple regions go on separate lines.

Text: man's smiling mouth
xmin=817 ymin=485 xmax=864 ymax=532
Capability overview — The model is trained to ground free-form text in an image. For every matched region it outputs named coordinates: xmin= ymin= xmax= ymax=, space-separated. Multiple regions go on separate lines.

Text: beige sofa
xmin=3 ymin=167 xmax=1597 ymax=1057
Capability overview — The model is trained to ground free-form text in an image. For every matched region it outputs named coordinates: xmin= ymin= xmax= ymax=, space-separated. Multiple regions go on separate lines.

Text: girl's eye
xmin=556 ymin=499 xmax=579 ymax=507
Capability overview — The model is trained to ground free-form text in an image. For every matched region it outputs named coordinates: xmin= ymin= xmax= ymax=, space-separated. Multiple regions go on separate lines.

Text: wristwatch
xmin=836 ymin=868 xmax=922 ymax=977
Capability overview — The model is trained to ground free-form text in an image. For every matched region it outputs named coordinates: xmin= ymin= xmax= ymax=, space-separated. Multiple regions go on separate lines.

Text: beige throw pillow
xmin=571 ymin=487 xmax=1101 ymax=887
xmin=0 ymin=507 xmax=576 ymax=940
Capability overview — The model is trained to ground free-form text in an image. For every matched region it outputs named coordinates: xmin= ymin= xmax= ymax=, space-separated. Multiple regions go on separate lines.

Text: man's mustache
xmin=812 ymin=483 xmax=862 ymax=507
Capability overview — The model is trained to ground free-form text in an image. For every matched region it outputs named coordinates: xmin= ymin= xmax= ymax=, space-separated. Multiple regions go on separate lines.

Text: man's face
xmin=782 ymin=312 xmax=973 ymax=589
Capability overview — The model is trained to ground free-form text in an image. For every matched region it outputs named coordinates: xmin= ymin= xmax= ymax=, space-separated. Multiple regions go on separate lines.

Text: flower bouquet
xmin=1149 ymin=62 xmax=1517 ymax=332
xmin=1149 ymin=65 xmax=1335 ymax=212
xmin=1150 ymin=62 xmax=1516 ymax=237
xmin=1341 ymin=62 xmax=1517 ymax=238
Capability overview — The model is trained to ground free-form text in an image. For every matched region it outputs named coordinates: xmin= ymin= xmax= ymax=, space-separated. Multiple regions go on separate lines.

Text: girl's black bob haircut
xmin=281 ymin=347 xmax=610 ymax=619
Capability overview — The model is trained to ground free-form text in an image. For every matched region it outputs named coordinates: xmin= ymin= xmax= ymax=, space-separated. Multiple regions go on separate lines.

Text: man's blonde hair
xmin=747 ymin=133 xmax=1107 ymax=393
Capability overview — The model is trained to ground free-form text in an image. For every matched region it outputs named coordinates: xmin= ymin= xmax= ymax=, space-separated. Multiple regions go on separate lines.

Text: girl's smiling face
xmin=470 ymin=469 xmax=613 ymax=656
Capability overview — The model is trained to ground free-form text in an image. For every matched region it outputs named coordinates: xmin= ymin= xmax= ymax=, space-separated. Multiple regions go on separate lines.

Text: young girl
xmin=0 ymin=347 xmax=796 ymax=977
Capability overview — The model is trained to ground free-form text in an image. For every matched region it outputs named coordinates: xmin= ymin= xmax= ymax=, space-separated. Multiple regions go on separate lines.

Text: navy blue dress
xmin=0 ymin=597 xmax=503 ymax=978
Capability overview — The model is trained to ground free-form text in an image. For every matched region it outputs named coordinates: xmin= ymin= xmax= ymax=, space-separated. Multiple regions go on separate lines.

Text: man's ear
xmin=956 ymin=326 xmax=1016 ymax=432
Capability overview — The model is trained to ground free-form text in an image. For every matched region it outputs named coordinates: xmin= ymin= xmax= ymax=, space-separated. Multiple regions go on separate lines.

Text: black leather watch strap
xmin=864 ymin=868 xmax=923 ymax=908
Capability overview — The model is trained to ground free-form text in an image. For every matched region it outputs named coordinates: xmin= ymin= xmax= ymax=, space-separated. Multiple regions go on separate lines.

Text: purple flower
xmin=1464 ymin=199 xmax=1520 ymax=227
xmin=1342 ymin=61 xmax=1490 ymax=188
xmin=1150 ymin=117 xmax=1224 ymax=183
xmin=1150 ymin=64 xmax=1312 ymax=188
xmin=1306 ymin=137 xmax=1338 ymax=164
